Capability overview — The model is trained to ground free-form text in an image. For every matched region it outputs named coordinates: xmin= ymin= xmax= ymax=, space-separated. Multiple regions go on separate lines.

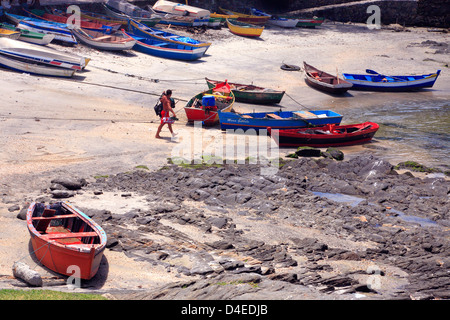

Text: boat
xmin=155 ymin=14 xmax=199 ymax=27
xmin=205 ymin=77 xmax=285 ymax=104
xmin=27 ymin=8 xmax=121 ymax=33
xmin=128 ymin=19 xmax=210 ymax=49
xmin=81 ymin=10 xmax=134 ymax=28
xmin=342 ymin=69 xmax=441 ymax=91
xmin=226 ymin=18 xmax=264 ymax=37
xmin=184 ymin=81 xmax=235 ymax=126
xmin=219 ymin=7 xmax=270 ymax=25
xmin=5 ymin=12 xmax=77 ymax=45
xmin=126 ymin=32 xmax=208 ymax=61
xmin=269 ymin=122 xmax=379 ymax=147
xmin=304 ymin=62 xmax=353 ymax=94
xmin=0 ymin=22 xmax=55 ymax=45
xmin=0 ymin=38 xmax=89 ymax=71
xmin=0 ymin=27 xmax=21 ymax=39
xmin=296 ymin=17 xmax=324 ymax=28
xmin=218 ymin=109 xmax=343 ymax=131
xmin=0 ymin=50 xmax=76 ymax=77
xmin=103 ymin=1 xmax=161 ymax=27
xmin=153 ymin=0 xmax=210 ymax=26
xmin=72 ymin=28 xmax=136 ymax=51
xmin=210 ymin=12 xmax=238 ymax=24
xmin=26 ymin=201 xmax=107 ymax=280
xmin=250 ymin=8 xmax=299 ymax=28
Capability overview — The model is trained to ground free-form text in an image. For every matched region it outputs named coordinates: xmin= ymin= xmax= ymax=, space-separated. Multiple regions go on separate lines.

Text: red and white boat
xmin=26 ymin=202 xmax=107 ymax=280
xmin=270 ymin=122 xmax=379 ymax=147
xmin=184 ymin=81 xmax=235 ymax=126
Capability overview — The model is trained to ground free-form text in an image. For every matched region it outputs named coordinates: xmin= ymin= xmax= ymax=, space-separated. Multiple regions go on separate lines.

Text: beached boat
xmin=0 ymin=51 xmax=76 ymax=77
xmin=296 ymin=17 xmax=324 ymax=28
xmin=218 ymin=109 xmax=343 ymax=131
xmin=342 ymin=69 xmax=441 ymax=91
xmin=205 ymin=77 xmax=284 ymax=104
xmin=304 ymin=62 xmax=353 ymax=94
xmin=269 ymin=122 xmax=379 ymax=147
xmin=250 ymin=8 xmax=299 ymax=28
xmin=103 ymin=1 xmax=161 ymax=27
xmin=72 ymin=28 xmax=136 ymax=51
xmin=81 ymin=10 xmax=132 ymax=28
xmin=0 ymin=27 xmax=21 ymax=39
xmin=153 ymin=0 xmax=210 ymax=26
xmin=128 ymin=19 xmax=210 ymax=49
xmin=226 ymin=18 xmax=264 ymax=37
xmin=0 ymin=37 xmax=88 ymax=71
xmin=184 ymin=81 xmax=235 ymax=126
xmin=27 ymin=9 xmax=120 ymax=33
xmin=210 ymin=12 xmax=238 ymax=24
xmin=0 ymin=22 xmax=54 ymax=45
xmin=219 ymin=7 xmax=270 ymax=25
xmin=26 ymin=201 xmax=107 ymax=280
xmin=126 ymin=32 xmax=208 ymax=61
xmin=5 ymin=13 xmax=77 ymax=45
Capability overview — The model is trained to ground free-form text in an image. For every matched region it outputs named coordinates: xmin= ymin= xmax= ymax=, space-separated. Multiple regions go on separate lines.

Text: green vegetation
xmin=0 ymin=289 xmax=107 ymax=300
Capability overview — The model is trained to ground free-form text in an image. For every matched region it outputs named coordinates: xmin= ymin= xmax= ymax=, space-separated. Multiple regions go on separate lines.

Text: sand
xmin=0 ymin=21 xmax=449 ymax=294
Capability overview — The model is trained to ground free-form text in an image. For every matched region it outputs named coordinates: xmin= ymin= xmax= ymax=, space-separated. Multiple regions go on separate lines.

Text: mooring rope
xmin=284 ymin=92 xmax=310 ymax=111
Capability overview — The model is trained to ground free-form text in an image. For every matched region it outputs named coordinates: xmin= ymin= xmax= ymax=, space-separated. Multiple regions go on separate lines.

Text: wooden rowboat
xmin=72 ymin=28 xmax=136 ymax=51
xmin=205 ymin=77 xmax=284 ymax=104
xmin=184 ymin=81 xmax=235 ymax=126
xmin=269 ymin=122 xmax=379 ymax=147
xmin=296 ymin=17 xmax=324 ymax=28
xmin=304 ymin=61 xmax=353 ymax=94
xmin=218 ymin=109 xmax=343 ymax=131
xmin=343 ymin=69 xmax=441 ymax=91
xmin=219 ymin=7 xmax=270 ymax=25
xmin=0 ymin=27 xmax=21 ymax=39
xmin=0 ymin=22 xmax=54 ymax=45
xmin=26 ymin=202 xmax=107 ymax=279
xmin=250 ymin=8 xmax=299 ymax=28
xmin=103 ymin=2 xmax=161 ymax=27
xmin=226 ymin=18 xmax=264 ymax=37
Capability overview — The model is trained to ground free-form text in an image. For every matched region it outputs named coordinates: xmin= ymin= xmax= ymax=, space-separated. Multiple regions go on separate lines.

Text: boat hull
xmin=206 ymin=78 xmax=284 ymax=104
xmin=0 ymin=53 xmax=75 ymax=77
xmin=304 ymin=62 xmax=353 ymax=94
xmin=296 ymin=18 xmax=324 ymax=28
xmin=226 ymin=19 xmax=264 ymax=37
xmin=26 ymin=202 xmax=107 ymax=280
xmin=220 ymin=7 xmax=270 ymax=25
xmin=271 ymin=122 xmax=379 ymax=147
xmin=73 ymin=29 xmax=136 ymax=51
xmin=218 ymin=110 xmax=343 ymax=131
xmin=343 ymin=71 xmax=441 ymax=91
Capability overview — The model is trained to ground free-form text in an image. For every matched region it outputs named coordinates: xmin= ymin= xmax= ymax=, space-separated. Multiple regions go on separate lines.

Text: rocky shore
xmin=9 ymin=154 xmax=449 ymax=300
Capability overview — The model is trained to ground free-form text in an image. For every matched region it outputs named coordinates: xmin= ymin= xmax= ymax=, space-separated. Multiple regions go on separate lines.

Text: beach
xmin=0 ymin=21 xmax=449 ymax=300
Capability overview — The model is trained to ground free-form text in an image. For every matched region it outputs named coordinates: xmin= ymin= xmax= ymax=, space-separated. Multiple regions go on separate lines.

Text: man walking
xmin=155 ymin=89 xmax=177 ymax=139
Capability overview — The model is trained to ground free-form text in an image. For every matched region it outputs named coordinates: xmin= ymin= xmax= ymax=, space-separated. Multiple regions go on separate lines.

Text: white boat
xmin=72 ymin=28 xmax=136 ymax=51
xmin=250 ymin=8 xmax=298 ymax=28
xmin=0 ymin=38 xmax=89 ymax=70
xmin=153 ymin=0 xmax=210 ymax=26
xmin=0 ymin=23 xmax=55 ymax=45
xmin=0 ymin=52 xmax=75 ymax=77
xmin=103 ymin=0 xmax=162 ymax=26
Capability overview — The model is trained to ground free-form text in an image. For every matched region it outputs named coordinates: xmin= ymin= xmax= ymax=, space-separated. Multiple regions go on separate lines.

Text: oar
xmin=365 ymin=69 xmax=406 ymax=82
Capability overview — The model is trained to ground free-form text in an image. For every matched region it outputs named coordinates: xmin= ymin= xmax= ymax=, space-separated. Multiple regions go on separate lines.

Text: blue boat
xmin=125 ymin=32 xmax=208 ymax=61
xmin=5 ymin=12 xmax=77 ymax=45
xmin=343 ymin=69 xmax=441 ymax=91
xmin=128 ymin=19 xmax=210 ymax=50
xmin=218 ymin=110 xmax=343 ymax=131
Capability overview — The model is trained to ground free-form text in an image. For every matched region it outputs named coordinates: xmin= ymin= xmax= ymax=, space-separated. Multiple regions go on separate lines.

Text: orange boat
xmin=26 ymin=202 xmax=107 ymax=280
xmin=184 ymin=81 xmax=235 ymax=126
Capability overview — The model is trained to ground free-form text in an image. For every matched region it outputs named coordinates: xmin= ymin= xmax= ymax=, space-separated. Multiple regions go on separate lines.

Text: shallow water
xmin=312 ymin=191 xmax=439 ymax=228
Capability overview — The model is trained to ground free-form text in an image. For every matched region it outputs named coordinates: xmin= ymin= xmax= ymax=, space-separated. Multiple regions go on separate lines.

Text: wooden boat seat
xmin=267 ymin=113 xmax=282 ymax=119
xmin=241 ymin=115 xmax=253 ymax=118
xmin=32 ymin=214 xmax=78 ymax=220
xmin=93 ymin=35 xmax=112 ymax=41
xmin=41 ymin=232 xmax=98 ymax=240
xmin=293 ymin=111 xmax=318 ymax=118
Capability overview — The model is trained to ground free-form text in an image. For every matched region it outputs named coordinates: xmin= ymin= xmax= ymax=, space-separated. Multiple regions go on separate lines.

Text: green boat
xmin=296 ymin=17 xmax=324 ymax=28
xmin=206 ymin=77 xmax=285 ymax=105
xmin=0 ymin=22 xmax=55 ymax=45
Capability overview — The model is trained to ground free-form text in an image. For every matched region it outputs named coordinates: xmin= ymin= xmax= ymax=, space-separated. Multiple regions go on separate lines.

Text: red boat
xmin=184 ymin=81 xmax=235 ymax=126
xmin=26 ymin=202 xmax=107 ymax=280
xmin=269 ymin=122 xmax=379 ymax=147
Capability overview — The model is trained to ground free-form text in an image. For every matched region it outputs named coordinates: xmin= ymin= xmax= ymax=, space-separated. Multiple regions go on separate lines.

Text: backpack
xmin=154 ymin=93 xmax=175 ymax=118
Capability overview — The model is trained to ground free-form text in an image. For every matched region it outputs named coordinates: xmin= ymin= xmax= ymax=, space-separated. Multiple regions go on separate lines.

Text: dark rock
xmin=325 ymin=147 xmax=344 ymax=161
xmin=8 ymin=204 xmax=20 ymax=212
xmin=51 ymin=190 xmax=76 ymax=198
xmin=295 ymin=147 xmax=322 ymax=157
xmin=207 ymin=217 xmax=228 ymax=229
xmin=50 ymin=177 xmax=86 ymax=190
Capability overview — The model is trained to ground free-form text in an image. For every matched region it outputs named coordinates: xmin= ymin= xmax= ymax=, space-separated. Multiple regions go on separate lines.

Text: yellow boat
xmin=210 ymin=12 xmax=238 ymax=23
xmin=226 ymin=18 xmax=264 ymax=37
xmin=0 ymin=28 xmax=21 ymax=40
xmin=219 ymin=7 xmax=270 ymax=25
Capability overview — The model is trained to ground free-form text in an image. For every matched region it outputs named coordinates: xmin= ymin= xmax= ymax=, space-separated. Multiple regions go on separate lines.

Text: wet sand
xmin=0 ymin=22 xmax=449 ymax=298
